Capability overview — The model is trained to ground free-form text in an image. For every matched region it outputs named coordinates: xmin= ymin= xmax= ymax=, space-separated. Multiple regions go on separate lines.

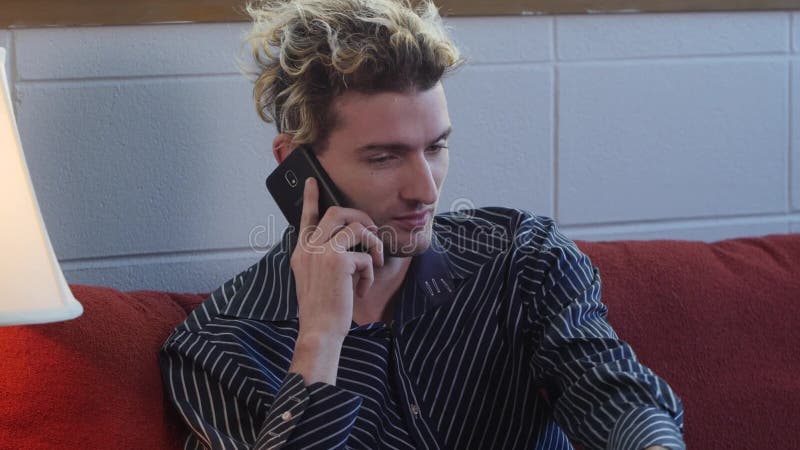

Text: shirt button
xmin=281 ymin=411 xmax=293 ymax=422
xmin=409 ymin=404 xmax=420 ymax=417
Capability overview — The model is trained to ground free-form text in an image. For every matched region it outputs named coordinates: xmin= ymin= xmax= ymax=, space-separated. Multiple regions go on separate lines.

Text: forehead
xmin=327 ymin=83 xmax=450 ymax=148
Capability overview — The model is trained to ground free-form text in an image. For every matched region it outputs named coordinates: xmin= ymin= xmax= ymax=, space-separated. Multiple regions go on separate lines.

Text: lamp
xmin=0 ymin=47 xmax=82 ymax=326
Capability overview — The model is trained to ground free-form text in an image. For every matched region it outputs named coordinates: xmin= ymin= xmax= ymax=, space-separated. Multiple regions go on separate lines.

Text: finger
xmin=314 ymin=206 xmax=377 ymax=244
xmin=359 ymin=224 xmax=384 ymax=267
xmin=298 ymin=177 xmax=319 ymax=245
xmin=350 ymin=223 xmax=384 ymax=267
xmin=352 ymin=252 xmax=374 ymax=298
xmin=328 ymin=222 xmax=362 ymax=253
xmin=329 ymin=223 xmax=383 ymax=266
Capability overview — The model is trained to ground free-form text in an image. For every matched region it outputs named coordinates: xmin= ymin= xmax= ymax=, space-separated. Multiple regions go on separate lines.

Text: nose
xmin=400 ymin=152 xmax=439 ymax=206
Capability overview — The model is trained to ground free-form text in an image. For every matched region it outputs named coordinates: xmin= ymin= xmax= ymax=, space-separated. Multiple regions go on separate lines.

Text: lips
xmin=392 ymin=209 xmax=432 ymax=230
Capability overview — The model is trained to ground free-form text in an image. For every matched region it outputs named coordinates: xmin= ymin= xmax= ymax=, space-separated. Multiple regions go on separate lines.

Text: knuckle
xmin=360 ymin=252 xmax=373 ymax=266
xmin=290 ymin=252 xmax=302 ymax=269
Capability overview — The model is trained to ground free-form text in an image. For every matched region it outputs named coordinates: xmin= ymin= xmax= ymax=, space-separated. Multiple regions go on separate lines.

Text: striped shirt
xmin=160 ymin=207 xmax=685 ymax=450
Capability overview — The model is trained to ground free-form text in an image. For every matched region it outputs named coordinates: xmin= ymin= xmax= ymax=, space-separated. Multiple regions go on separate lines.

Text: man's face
xmin=316 ymin=82 xmax=451 ymax=257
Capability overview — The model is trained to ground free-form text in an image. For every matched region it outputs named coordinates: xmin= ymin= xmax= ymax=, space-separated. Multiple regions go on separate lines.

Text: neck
xmin=352 ymin=254 xmax=413 ymax=326
xmin=374 ymin=253 xmax=413 ymax=282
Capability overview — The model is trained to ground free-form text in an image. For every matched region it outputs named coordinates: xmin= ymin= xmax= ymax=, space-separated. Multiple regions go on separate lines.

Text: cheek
xmin=349 ymin=173 xmax=394 ymax=205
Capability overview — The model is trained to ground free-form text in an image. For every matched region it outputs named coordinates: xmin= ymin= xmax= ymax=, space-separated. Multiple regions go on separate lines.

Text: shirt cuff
xmin=607 ymin=406 xmax=685 ymax=450
xmin=254 ymin=372 xmax=362 ymax=449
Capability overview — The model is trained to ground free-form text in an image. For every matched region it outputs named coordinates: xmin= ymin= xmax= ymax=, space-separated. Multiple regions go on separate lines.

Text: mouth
xmin=392 ymin=209 xmax=432 ymax=230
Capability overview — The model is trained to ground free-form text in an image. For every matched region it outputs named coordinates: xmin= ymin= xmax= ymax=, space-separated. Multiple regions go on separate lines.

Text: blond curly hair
xmin=237 ymin=0 xmax=464 ymax=150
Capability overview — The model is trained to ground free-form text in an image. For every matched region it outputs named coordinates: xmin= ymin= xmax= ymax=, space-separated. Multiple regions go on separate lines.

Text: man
xmin=160 ymin=0 xmax=685 ymax=449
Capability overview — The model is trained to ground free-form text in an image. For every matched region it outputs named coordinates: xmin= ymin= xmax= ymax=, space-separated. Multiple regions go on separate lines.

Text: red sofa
xmin=2 ymin=234 xmax=799 ymax=449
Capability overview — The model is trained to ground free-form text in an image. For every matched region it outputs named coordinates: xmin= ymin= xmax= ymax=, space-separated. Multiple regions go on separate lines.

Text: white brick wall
xmin=2 ymin=11 xmax=797 ymax=292
xmin=793 ymin=13 xmax=800 ymax=215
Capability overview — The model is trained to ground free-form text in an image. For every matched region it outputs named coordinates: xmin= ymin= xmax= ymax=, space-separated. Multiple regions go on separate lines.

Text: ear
xmin=272 ymin=134 xmax=296 ymax=164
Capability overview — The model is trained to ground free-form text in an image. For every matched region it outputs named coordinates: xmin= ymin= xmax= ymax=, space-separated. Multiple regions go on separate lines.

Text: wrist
xmin=289 ymin=333 xmax=344 ymax=386
xmin=296 ymin=331 xmax=346 ymax=351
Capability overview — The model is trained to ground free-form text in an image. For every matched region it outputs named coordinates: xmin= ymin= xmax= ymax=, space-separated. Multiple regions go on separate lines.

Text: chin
xmin=379 ymin=224 xmax=432 ymax=257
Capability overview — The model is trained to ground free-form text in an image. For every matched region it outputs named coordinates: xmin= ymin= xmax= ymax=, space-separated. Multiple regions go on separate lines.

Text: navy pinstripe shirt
xmin=160 ymin=207 xmax=685 ymax=450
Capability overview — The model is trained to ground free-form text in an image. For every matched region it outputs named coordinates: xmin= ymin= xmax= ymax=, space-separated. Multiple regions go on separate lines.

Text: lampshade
xmin=0 ymin=47 xmax=83 ymax=326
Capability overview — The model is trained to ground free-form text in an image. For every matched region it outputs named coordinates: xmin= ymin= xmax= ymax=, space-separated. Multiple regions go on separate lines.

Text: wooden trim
xmin=435 ymin=0 xmax=800 ymax=16
xmin=1 ymin=0 xmax=798 ymax=28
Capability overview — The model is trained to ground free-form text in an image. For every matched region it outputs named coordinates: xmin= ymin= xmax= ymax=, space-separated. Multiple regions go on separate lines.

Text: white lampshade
xmin=0 ymin=47 xmax=83 ymax=326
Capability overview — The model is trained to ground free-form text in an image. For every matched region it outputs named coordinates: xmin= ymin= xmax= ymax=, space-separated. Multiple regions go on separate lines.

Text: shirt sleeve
xmin=159 ymin=275 xmax=362 ymax=449
xmin=515 ymin=214 xmax=685 ymax=450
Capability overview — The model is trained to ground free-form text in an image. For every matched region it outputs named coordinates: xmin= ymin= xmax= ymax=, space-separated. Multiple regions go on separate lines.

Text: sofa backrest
xmin=577 ymin=234 xmax=800 ymax=449
xmin=0 ymin=286 xmax=203 ymax=449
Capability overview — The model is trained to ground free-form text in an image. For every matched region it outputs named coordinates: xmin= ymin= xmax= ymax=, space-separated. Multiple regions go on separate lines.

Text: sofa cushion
xmin=0 ymin=234 xmax=797 ymax=450
xmin=0 ymin=285 xmax=205 ymax=450
xmin=577 ymin=234 xmax=800 ymax=450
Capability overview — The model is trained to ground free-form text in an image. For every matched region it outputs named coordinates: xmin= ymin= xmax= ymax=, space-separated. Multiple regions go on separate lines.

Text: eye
xmin=427 ymin=143 xmax=448 ymax=153
xmin=368 ymin=154 xmax=396 ymax=165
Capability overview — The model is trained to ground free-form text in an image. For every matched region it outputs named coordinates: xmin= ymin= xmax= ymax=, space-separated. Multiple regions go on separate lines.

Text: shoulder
xmin=174 ymin=229 xmax=295 ymax=333
xmin=432 ymin=206 xmax=562 ymax=255
xmin=433 ymin=206 xmax=593 ymax=282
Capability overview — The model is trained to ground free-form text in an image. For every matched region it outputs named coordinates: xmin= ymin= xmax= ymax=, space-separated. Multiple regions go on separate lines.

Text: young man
xmin=160 ymin=1 xmax=685 ymax=449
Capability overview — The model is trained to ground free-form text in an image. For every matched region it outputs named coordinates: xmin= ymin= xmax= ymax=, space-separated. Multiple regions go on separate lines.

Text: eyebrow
xmin=355 ymin=126 xmax=453 ymax=153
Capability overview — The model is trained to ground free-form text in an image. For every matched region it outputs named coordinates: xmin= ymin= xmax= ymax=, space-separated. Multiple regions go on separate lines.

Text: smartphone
xmin=266 ymin=144 xmax=348 ymax=232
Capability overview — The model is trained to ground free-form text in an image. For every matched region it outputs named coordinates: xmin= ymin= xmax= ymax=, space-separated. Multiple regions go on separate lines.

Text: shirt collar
xmin=409 ymin=230 xmax=469 ymax=303
xmin=220 ymin=223 xmax=470 ymax=325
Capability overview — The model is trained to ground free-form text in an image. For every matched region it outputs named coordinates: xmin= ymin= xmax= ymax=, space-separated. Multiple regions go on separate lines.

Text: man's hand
xmin=645 ymin=446 xmax=669 ymax=450
xmin=287 ymin=177 xmax=384 ymax=386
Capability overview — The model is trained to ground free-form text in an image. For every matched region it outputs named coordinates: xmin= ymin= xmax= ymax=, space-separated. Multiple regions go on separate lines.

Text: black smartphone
xmin=266 ymin=144 xmax=348 ymax=232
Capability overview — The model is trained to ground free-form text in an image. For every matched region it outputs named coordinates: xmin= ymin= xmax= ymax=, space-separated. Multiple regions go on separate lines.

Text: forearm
xmin=533 ymin=299 xmax=685 ymax=450
xmin=161 ymin=330 xmax=362 ymax=450
xmin=541 ymin=339 xmax=685 ymax=450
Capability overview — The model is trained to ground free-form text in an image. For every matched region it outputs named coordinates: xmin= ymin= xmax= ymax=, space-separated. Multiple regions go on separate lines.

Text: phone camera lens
xmin=285 ymin=170 xmax=298 ymax=187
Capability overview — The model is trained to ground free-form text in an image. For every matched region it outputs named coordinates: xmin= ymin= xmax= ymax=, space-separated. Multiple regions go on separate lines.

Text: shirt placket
xmin=389 ymin=323 xmax=444 ymax=450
